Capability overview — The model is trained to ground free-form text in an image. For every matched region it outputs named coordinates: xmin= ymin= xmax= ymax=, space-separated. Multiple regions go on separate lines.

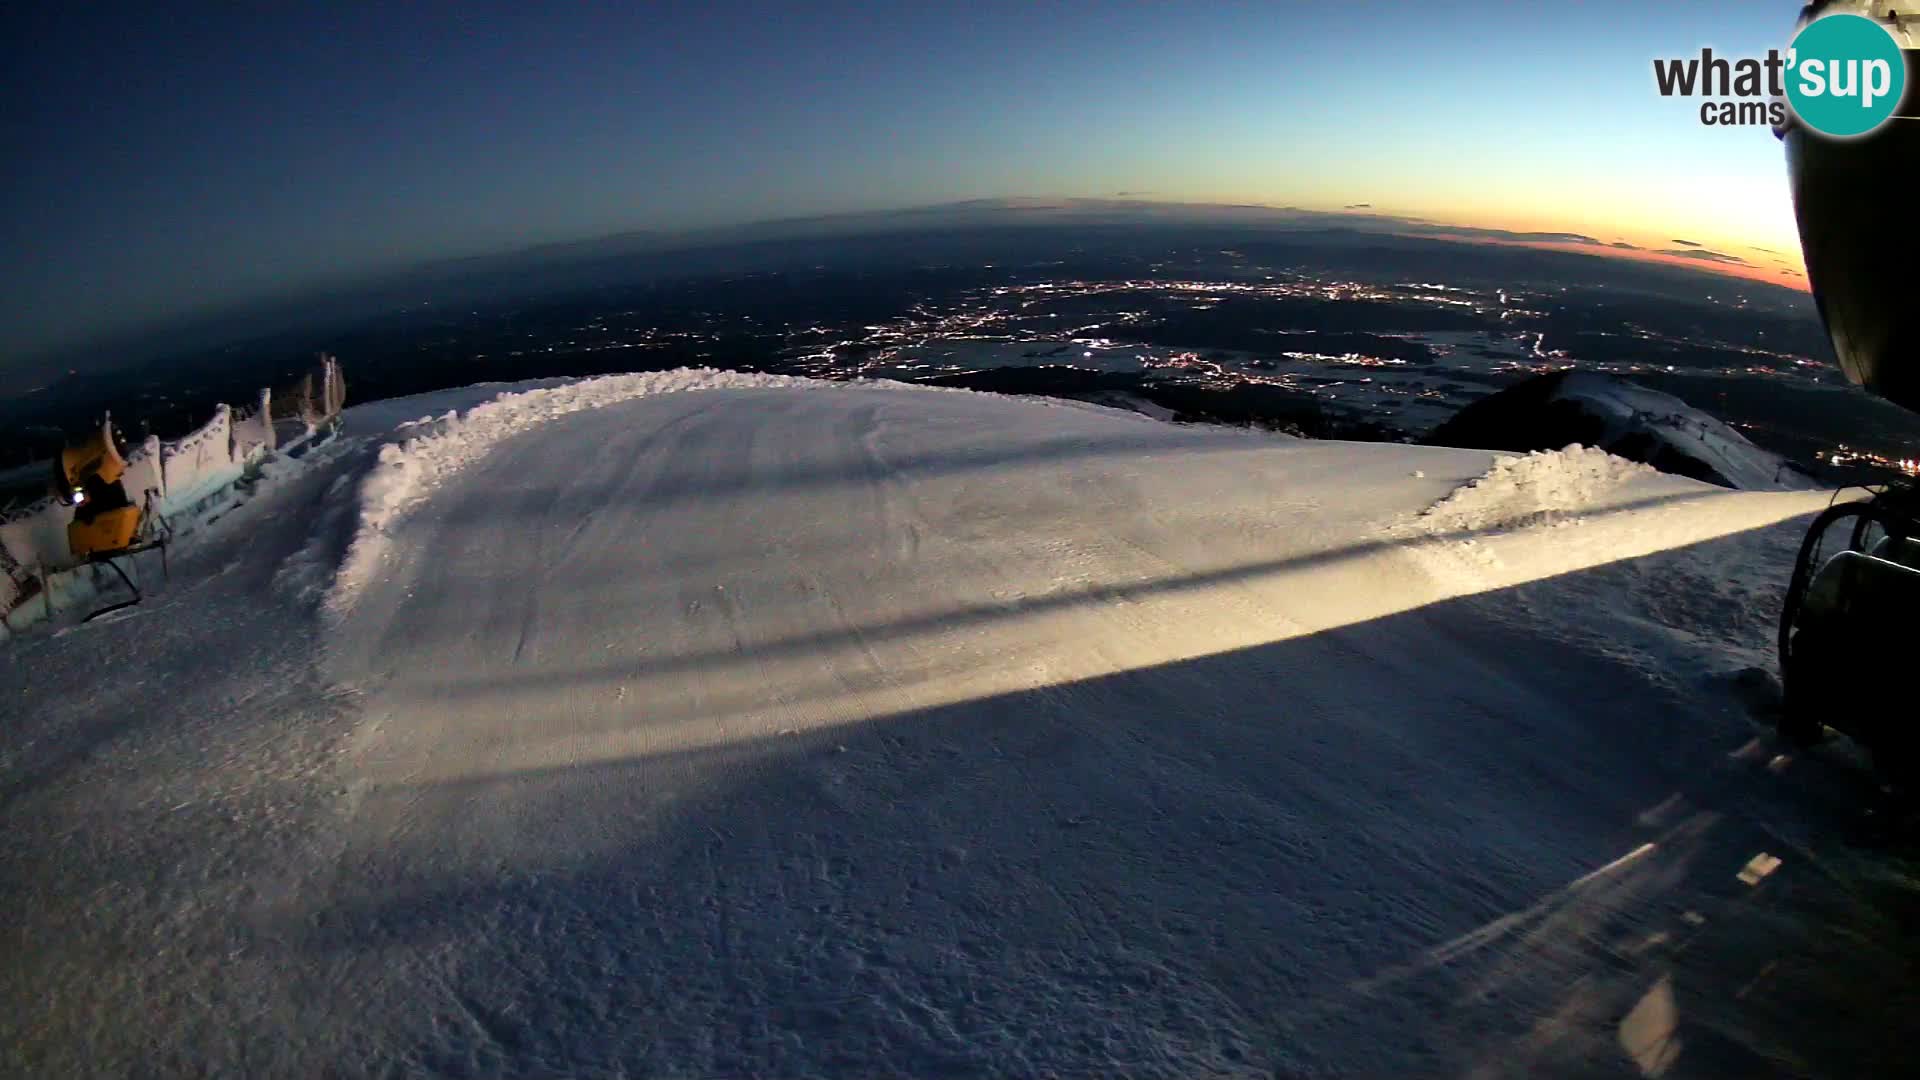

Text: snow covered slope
xmin=1427 ymin=371 xmax=1814 ymax=491
xmin=3 ymin=372 xmax=1914 ymax=1078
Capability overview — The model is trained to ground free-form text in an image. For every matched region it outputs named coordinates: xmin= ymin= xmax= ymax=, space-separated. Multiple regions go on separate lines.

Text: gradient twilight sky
xmin=1 ymin=1 xmax=1810 ymax=363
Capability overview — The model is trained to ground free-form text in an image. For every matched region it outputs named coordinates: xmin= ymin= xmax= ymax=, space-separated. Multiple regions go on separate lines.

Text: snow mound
xmin=329 ymin=370 xmax=815 ymax=611
xmin=1419 ymin=444 xmax=1660 ymax=533
xmin=324 ymin=369 xmax=1068 ymax=614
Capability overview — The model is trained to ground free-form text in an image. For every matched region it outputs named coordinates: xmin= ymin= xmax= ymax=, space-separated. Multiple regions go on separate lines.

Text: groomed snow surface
xmin=3 ymin=371 xmax=1916 ymax=1078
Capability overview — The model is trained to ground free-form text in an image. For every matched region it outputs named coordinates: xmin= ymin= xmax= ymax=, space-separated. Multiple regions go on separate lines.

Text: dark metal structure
xmin=1775 ymin=2 xmax=1920 ymax=780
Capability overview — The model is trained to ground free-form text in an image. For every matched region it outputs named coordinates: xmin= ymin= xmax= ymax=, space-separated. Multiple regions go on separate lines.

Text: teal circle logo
xmin=1786 ymin=13 xmax=1907 ymax=137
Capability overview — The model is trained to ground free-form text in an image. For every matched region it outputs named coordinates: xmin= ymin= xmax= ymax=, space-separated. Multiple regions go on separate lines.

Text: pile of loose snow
xmin=1419 ymin=444 xmax=1661 ymax=533
xmin=1400 ymin=443 xmax=1831 ymax=640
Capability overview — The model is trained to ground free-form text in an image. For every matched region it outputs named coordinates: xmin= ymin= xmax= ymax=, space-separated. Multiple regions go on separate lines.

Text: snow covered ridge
xmin=1546 ymin=374 xmax=1813 ymax=491
xmin=1426 ymin=371 xmax=1816 ymax=492
xmin=329 ymin=371 xmax=771 ymax=613
xmin=324 ymin=369 xmax=1016 ymax=614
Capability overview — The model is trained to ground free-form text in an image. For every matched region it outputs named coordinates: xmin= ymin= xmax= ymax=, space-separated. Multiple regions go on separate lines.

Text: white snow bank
xmin=338 ymin=377 xmax=582 ymax=435
xmin=326 ymin=369 xmax=971 ymax=613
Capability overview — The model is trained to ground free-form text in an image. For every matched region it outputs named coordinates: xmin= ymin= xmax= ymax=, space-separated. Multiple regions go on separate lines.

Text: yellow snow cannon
xmin=51 ymin=418 xmax=167 ymax=620
xmin=56 ymin=420 xmax=141 ymax=557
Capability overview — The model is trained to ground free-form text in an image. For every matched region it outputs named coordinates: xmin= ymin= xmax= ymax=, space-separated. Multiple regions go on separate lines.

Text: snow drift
xmin=330 ymin=369 xmax=854 ymax=613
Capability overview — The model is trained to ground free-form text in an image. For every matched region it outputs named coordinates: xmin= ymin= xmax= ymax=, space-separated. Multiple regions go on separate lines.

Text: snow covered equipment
xmin=52 ymin=418 xmax=169 ymax=621
xmin=1778 ymin=1 xmax=1920 ymax=778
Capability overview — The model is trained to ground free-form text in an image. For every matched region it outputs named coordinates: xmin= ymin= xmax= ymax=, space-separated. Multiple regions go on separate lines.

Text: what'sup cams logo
xmin=1654 ymin=4 xmax=1917 ymax=137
